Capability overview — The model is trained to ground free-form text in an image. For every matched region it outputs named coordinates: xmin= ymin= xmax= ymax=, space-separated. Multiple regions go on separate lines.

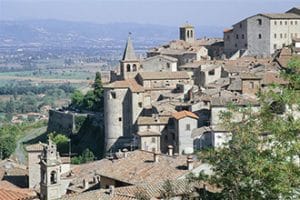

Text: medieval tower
xmin=120 ymin=34 xmax=141 ymax=79
xmin=40 ymin=139 xmax=62 ymax=200
xmin=179 ymin=23 xmax=195 ymax=43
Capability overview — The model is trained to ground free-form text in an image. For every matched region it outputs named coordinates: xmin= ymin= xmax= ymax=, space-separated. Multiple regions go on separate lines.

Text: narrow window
xmin=242 ymin=34 xmax=244 ymax=39
xmin=190 ymin=30 xmax=193 ymax=38
xmin=152 ymin=137 xmax=156 ymax=143
xmin=291 ymin=21 xmax=293 ymax=25
xmin=295 ymin=21 xmax=298 ymax=25
xmin=280 ymin=21 xmax=282 ymax=25
xmin=250 ymin=81 xmax=254 ymax=89
xmin=257 ymin=19 xmax=262 ymax=25
xmin=258 ymin=34 xmax=262 ymax=39
xmin=280 ymin=33 xmax=283 ymax=39
xmin=186 ymin=124 xmax=191 ymax=131
xmin=132 ymin=64 xmax=137 ymax=71
xmin=208 ymin=69 xmax=215 ymax=75
xmin=274 ymin=21 xmax=277 ymax=25
xmin=274 ymin=44 xmax=277 ymax=50
xmin=118 ymin=117 xmax=122 ymax=122
xmin=126 ymin=64 xmax=130 ymax=72
xmin=274 ymin=33 xmax=277 ymax=38
xmin=285 ymin=21 xmax=287 ymax=25
xmin=111 ymin=91 xmax=116 ymax=99
xmin=240 ymin=23 xmax=242 ymax=28
xmin=50 ymin=171 xmax=57 ymax=184
xmin=236 ymin=34 xmax=239 ymax=39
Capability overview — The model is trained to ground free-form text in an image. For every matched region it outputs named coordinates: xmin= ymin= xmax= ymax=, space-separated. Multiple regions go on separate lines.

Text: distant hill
xmin=0 ymin=19 xmax=224 ymax=48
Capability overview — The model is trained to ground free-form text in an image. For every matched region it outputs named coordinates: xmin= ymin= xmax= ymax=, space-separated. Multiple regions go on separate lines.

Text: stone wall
xmin=47 ymin=110 xmax=75 ymax=136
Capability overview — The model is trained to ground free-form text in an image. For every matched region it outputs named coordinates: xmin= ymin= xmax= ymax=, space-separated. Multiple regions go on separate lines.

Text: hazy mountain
xmin=0 ymin=19 xmax=224 ymax=48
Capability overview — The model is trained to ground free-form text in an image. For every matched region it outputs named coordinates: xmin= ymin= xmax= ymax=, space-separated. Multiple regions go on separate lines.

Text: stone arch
xmin=126 ymin=64 xmax=131 ymax=72
xmin=50 ymin=170 xmax=57 ymax=184
xmin=132 ymin=64 xmax=137 ymax=71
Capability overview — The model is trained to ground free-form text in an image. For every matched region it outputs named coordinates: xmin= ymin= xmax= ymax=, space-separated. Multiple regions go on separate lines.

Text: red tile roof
xmin=172 ymin=110 xmax=199 ymax=120
xmin=0 ymin=181 xmax=37 ymax=200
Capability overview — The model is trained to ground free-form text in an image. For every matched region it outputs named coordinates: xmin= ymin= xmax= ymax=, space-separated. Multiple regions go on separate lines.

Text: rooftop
xmin=96 ymin=150 xmax=202 ymax=185
xmin=259 ymin=13 xmax=300 ymax=19
xmin=104 ymin=79 xmax=144 ymax=93
xmin=137 ymin=116 xmax=169 ymax=125
xmin=138 ymin=71 xmax=190 ymax=80
xmin=172 ymin=110 xmax=199 ymax=120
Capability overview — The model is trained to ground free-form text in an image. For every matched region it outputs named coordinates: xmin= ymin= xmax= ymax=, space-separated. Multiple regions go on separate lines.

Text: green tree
xmin=48 ymin=133 xmax=69 ymax=154
xmin=198 ymin=57 xmax=300 ymax=199
xmin=83 ymin=90 xmax=95 ymax=110
xmin=93 ymin=72 xmax=104 ymax=111
xmin=81 ymin=148 xmax=95 ymax=163
xmin=71 ymin=90 xmax=84 ymax=108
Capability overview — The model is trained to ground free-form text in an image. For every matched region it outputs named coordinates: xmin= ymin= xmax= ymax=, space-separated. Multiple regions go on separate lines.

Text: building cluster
xmin=0 ymin=6 xmax=299 ymax=200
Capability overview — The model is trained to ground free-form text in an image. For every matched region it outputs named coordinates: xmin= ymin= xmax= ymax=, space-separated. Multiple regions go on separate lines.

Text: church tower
xmin=120 ymin=33 xmax=140 ymax=79
xmin=179 ymin=23 xmax=195 ymax=43
xmin=40 ymin=139 xmax=62 ymax=200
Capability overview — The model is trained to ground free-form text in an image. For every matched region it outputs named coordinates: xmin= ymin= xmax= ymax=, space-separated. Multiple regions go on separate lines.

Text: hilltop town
xmin=1 ymin=6 xmax=300 ymax=200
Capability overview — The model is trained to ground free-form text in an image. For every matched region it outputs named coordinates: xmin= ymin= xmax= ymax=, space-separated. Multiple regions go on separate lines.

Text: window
xmin=284 ymin=33 xmax=287 ymax=38
xmin=274 ymin=21 xmax=277 ymax=25
xmin=291 ymin=21 xmax=293 ymax=25
xmin=208 ymin=69 xmax=215 ymax=75
xmin=274 ymin=33 xmax=277 ymax=38
xmin=274 ymin=44 xmax=277 ymax=50
xmin=257 ymin=19 xmax=262 ymax=25
xmin=118 ymin=117 xmax=122 ymax=122
xmin=280 ymin=33 xmax=283 ymax=39
xmin=240 ymin=23 xmax=242 ymax=28
xmin=258 ymin=34 xmax=262 ymax=39
xmin=186 ymin=124 xmax=191 ymax=131
xmin=190 ymin=30 xmax=193 ymax=38
xmin=151 ymin=137 xmax=156 ymax=143
xmin=242 ymin=34 xmax=244 ymax=39
xmin=138 ymin=102 xmax=143 ymax=108
xmin=236 ymin=34 xmax=239 ymax=39
xmin=111 ymin=91 xmax=116 ymax=99
xmin=187 ymin=30 xmax=190 ymax=38
xmin=280 ymin=21 xmax=282 ymax=25
xmin=244 ymin=43 xmax=248 ymax=47
xmin=147 ymin=125 xmax=150 ymax=129
xmin=50 ymin=171 xmax=57 ymax=184
xmin=235 ymin=43 xmax=237 ymax=47
xmin=250 ymin=81 xmax=254 ymax=89
xmin=126 ymin=64 xmax=130 ymax=72
xmin=167 ymin=63 xmax=170 ymax=68
xmin=227 ymin=35 xmax=230 ymax=40
xmin=285 ymin=21 xmax=287 ymax=25
xmin=296 ymin=21 xmax=298 ymax=25
xmin=132 ymin=64 xmax=137 ymax=71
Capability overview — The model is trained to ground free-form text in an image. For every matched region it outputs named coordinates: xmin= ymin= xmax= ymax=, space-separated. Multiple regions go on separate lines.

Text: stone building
xmin=26 ymin=143 xmax=46 ymax=189
xmin=171 ymin=110 xmax=199 ymax=154
xmin=141 ymin=55 xmax=178 ymax=72
xmin=40 ymin=139 xmax=62 ymax=200
xmin=224 ymin=8 xmax=300 ymax=57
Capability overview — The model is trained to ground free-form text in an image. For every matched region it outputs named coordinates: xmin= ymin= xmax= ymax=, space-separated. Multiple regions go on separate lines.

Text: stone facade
xmin=141 ymin=55 xmax=177 ymax=72
xmin=224 ymin=9 xmax=300 ymax=57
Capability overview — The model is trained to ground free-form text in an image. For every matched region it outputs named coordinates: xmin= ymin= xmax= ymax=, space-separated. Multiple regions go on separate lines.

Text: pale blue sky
xmin=0 ymin=0 xmax=299 ymax=27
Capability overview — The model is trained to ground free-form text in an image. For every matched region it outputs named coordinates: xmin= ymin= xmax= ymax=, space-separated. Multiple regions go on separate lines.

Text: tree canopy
xmin=198 ymin=57 xmax=300 ymax=199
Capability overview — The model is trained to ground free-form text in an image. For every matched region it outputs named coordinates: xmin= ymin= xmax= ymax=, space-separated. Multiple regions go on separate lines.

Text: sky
xmin=0 ymin=0 xmax=299 ymax=27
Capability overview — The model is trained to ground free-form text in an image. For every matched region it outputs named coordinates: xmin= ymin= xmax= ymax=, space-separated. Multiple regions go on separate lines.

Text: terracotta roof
xmin=25 ymin=142 xmax=46 ymax=152
xmin=0 ymin=181 xmax=37 ymax=200
xmin=223 ymin=28 xmax=233 ymax=33
xmin=96 ymin=150 xmax=202 ymax=185
xmin=137 ymin=116 xmax=169 ymax=125
xmin=61 ymin=189 xmax=110 ymax=200
xmin=104 ymin=79 xmax=144 ymax=93
xmin=240 ymin=73 xmax=262 ymax=80
xmin=262 ymin=71 xmax=288 ymax=85
xmin=143 ymin=54 xmax=178 ymax=62
xmin=138 ymin=71 xmax=190 ymax=80
xmin=172 ymin=110 xmax=199 ymax=120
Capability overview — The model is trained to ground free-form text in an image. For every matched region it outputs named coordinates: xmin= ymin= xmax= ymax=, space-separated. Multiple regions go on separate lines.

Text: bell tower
xmin=40 ymin=139 xmax=62 ymax=200
xmin=120 ymin=33 xmax=140 ymax=79
xmin=179 ymin=23 xmax=195 ymax=43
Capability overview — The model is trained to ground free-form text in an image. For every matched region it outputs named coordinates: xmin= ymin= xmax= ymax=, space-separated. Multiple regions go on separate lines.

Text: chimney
xmin=122 ymin=148 xmax=128 ymax=158
xmin=153 ymin=152 xmax=160 ymax=163
xmin=187 ymin=155 xmax=194 ymax=170
xmin=83 ymin=179 xmax=89 ymax=190
xmin=168 ymin=145 xmax=174 ymax=156
xmin=109 ymin=185 xmax=115 ymax=196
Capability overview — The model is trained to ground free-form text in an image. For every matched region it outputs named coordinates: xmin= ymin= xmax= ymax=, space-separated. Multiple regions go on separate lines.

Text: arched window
xmin=187 ymin=30 xmax=190 ymax=38
xmin=126 ymin=64 xmax=131 ymax=72
xmin=132 ymin=64 xmax=137 ymax=71
xmin=50 ymin=171 xmax=57 ymax=184
xmin=190 ymin=30 xmax=193 ymax=38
